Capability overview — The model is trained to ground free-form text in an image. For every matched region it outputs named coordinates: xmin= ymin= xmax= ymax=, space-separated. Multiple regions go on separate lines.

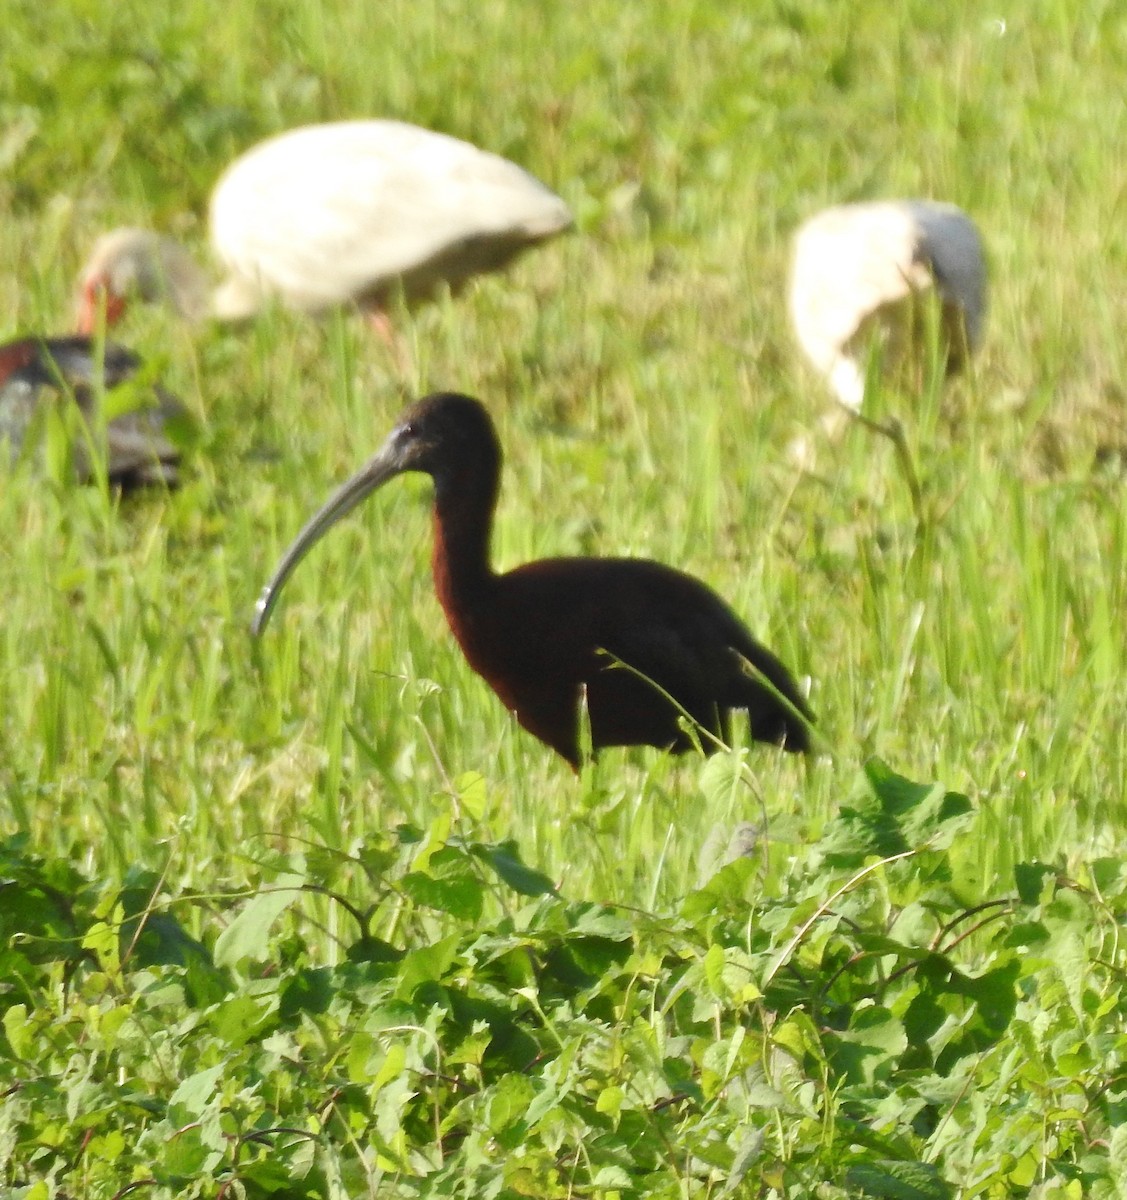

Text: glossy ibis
xmin=76 ymin=120 xmax=572 ymax=336
xmin=0 ymin=335 xmax=185 ymax=488
xmin=789 ymin=199 xmax=986 ymax=412
xmin=253 ymin=393 xmax=813 ymax=767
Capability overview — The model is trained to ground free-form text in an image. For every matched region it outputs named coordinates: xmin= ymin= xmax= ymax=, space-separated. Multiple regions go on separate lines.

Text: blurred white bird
xmin=76 ymin=120 xmax=573 ymax=339
xmin=788 ymin=199 xmax=986 ymax=413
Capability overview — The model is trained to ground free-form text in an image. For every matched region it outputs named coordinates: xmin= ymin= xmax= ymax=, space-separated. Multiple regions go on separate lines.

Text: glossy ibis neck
xmin=430 ymin=444 xmax=501 ymax=612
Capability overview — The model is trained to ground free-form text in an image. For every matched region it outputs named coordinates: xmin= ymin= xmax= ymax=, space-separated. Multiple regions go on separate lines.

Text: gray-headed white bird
xmin=788 ymin=199 xmax=986 ymax=412
xmin=76 ymin=120 xmax=572 ymax=338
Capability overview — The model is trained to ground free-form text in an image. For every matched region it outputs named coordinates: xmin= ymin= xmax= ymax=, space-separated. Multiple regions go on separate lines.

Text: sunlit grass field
xmin=4 ymin=0 xmax=1127 ymax=900
xmin=6 ymin=1 xmax=1127 ymax=1193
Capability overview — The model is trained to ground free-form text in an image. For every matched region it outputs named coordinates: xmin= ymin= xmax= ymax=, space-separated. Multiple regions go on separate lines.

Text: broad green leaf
xmin=829 ymin=1006 xmax=908 ymax=1086
xmin=214 ymin=873 xmax=305 ymax=967
xmin=570 ymin=904 xmax=634 ymax=939
xmin=703 ymin=942 xmax=726 ymax=997
xmin=371 ymin=1041 xmax=407 ymax=1091
xmin=486 ymin=1073 xmax=535 ymax=1135
xmin=455 ymin=771 xmax=489 ymax=820
xmin=824 ymin=760 xmax=974 ymax=865
xmin=279 ymin=966 xmax=334 ymax=1020
xmin=471 ymin=841 xmax=557 ymax=896
xmin=596 ymin=1084 xmax=625 ymax=1117
xmin=1015 ymin=861 xmax=1058 ymax=904
xmin=169 ymin=1064 xmax=224 ymax=1119
xmin=395 ymin=935 xmax=461 ymax=997
xmin=3 ymin=1004 xmax=32 ymax=1059
xmin=592 ymin=1166 xmax=634 ymax=1188
xmin=400 ymin=870 xmax=484 ymax=920
xmin=681 ymin=853 xmax=759 ymax=920
xmin=159 ymin=1126 xmax=222 ymax=1179
xmin=209 ymin=987 xmax=281 ymax=1047
xmin=844 ymin=1159 xmax=954 ymax=1199
xmin=81 ymin=918 xmax=119 ymax=972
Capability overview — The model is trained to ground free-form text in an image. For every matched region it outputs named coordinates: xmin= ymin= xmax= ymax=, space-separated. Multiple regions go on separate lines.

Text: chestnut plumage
xmin=253 ymin=393 xmax=813 ymax=766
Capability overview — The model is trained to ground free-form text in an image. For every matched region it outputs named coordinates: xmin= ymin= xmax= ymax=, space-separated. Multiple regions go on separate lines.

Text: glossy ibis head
xmin=252 ymin=393 xmax=497 ymax=634
xmin=76 ymin=229 xmax=209 ymax=334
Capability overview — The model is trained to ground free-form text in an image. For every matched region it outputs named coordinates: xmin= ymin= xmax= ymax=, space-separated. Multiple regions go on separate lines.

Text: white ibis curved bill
xmin=788 ymin=199 xmax=986 ymax=412
xmin=76 ymin=120 xmax=573 ymax=335
xmin=0 ymin=336 xmax=185 ymax=488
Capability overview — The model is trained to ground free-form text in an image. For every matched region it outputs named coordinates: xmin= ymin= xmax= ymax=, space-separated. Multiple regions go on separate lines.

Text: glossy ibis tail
xmin=253 ymin=392 xmax=813 ymax=766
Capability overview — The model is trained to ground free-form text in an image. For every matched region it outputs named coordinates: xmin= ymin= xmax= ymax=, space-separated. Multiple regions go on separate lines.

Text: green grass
xmin=3 ymin=0 xmax=1126 ymax=894
xmin=2 ymin=0 xmax=1127 ymax=902
xmin=3 ymin=0 xmax=1127 ymax=1194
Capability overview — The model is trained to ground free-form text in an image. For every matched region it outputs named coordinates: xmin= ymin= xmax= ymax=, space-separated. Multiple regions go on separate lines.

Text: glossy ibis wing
xmin=0 ymin=335 xmax=186 ymax=488
xmin=21 ymin=335 xmax=141 ymax=386
xmin=98 ymin=383 xmax=184 ymax=487
xmin=450 ymin=557 xmax=811 ymax=765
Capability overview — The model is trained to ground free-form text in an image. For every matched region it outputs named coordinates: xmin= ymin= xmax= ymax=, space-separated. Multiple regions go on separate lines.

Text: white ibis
xmin=76 ymin=120 xmax=573 ymax=337
xmin=0 ymin=336 xmax=185 ymax=488
xmin=788 ymin=199 xmax=986 ymax=412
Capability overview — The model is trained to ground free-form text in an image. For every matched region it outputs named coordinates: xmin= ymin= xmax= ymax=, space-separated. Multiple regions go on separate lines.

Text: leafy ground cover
xmin=3 ymin=0 xmax=1127 ymax=1195
xmin=5 ymin=762 xmax=1126 ymax=1197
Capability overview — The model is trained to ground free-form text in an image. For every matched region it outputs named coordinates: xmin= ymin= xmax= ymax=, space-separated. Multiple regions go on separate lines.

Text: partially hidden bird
xmin=252 ymin=393 xmax=813 ymax=767
xmin=0 ymin=335 xmax=185 ymax=488
xmin=789 ymin=199 xmax=986 ymax=413
xmin=76 ymin=120 xmax=573 ymax=337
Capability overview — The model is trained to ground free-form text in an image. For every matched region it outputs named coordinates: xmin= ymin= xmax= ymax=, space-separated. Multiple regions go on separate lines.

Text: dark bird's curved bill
xmin=252 ymin=443 xmax=402 ymax=635
xmin=250 ymin=390 xmax=811 ymax=764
